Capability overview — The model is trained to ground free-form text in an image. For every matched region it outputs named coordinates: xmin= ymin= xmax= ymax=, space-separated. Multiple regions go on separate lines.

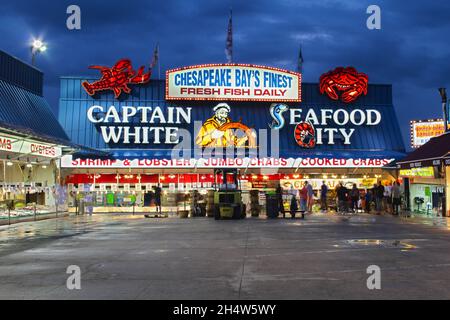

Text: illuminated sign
xmin=281 ymin=178 xmax=377 ymax=190
xmin=166 ymin=64 xmax=301 ymax=102
xmin=399 ymin=167 xmax=434 ymax=178
xmin=270 ymin=107 xmax=382 ymax=147
xmin=87 ymin=105 xmax=191 ymax=145
xmin=82 ymin=59 xmax=151 ymax=99
xmin=410 ymin=119 xmax=446 ymax=148
xmin=319 ymin=67 xmax=368 ymax=103
xmin=61 ymin=155 xmax=393 ymax=169
xmin=0 ymin=134 xmax=62 ymax=158
xmin=86 ymin=103 xmax=383 ymax=148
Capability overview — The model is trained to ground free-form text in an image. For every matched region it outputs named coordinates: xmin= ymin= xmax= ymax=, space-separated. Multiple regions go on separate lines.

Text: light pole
xmin=31 ymin=39 xmax=47 ymax=66
xmin=439 ymin=88 xmax=449 ymax=132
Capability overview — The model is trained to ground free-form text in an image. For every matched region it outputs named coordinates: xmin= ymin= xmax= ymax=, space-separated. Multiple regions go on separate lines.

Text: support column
xmin=446 ymin=166 xmax=450 ymax=217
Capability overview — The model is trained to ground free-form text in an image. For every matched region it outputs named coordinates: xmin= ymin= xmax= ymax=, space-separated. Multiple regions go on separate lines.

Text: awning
xmin=0 ymin=120 xmax=110 ymax=160
xmin=397 ymin=132 xmax=450 ymax=169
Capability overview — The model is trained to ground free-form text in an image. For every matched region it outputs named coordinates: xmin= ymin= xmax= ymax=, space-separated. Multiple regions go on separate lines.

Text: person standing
xmin=384 ymin=182 xmax=393 ymax=214
xmin=365 ymin=189 xmax=373 ymax=213
xmin=350 ymin=184 xmax=360 ymax=213
xmin=154 ymin=184 xmax=162 ymax=214
xmin=375 ymin=182 xmax=384 ymax=214
xmin=337 ymin=182 xmax=348 ymax=213
xmin=276 ymin=184 xmax=284 ymax=215
xmin=299 ymin=181 xmax=308 ymax=213
xmin=290 ymin=193 xmax=299 ymax=219
xmin=306 ymin=181 xmax=314 ymax=214
xmin=392 ymin=181 xmax=401 ymax=216
xmin=320 ymin=181 xmax=329 ymax=212
xmin=335 ymin=183 xmax=341 ymax=212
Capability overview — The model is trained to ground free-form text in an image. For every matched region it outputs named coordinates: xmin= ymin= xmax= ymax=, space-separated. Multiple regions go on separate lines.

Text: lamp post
xmin=439 ymin=88 xmax=448 ymax=132
xmin=31 ymin=39 xmax=47 ymax=66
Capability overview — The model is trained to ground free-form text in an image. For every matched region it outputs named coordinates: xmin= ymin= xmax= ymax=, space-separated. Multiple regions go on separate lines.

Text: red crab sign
xmin=82 ymin=59 xmax=151 ymax=99
xmin=319 ymin=67 xmax=368 ymax=103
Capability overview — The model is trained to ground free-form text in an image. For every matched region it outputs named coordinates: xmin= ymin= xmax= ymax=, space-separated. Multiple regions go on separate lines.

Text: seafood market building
xmin=58 ymin=62 xmax=406 ymax=212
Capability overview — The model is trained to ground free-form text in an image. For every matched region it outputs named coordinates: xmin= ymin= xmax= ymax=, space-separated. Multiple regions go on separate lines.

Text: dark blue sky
xmin=1 ymin=0 xmax=450 ymax=150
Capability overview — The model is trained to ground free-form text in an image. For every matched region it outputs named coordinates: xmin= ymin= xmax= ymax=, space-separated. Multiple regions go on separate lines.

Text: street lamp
xmin=439 ymin=88 xmax=449 ymax=133
xmin=31 ymin=39 xmax=47 ymax=66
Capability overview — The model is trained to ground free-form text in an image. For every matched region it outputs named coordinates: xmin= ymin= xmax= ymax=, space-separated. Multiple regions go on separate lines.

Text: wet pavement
xmin=1 ymin=213 xmax=450 ymax=299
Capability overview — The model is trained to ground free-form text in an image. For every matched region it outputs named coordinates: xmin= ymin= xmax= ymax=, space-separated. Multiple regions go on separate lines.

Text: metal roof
xmin=0 ymin=78 xmax=69 ymax=141
xmin=397 ymin=131 xmax=450 ymax=164
xmin=0 ymin=50 xmax=43 ymax=96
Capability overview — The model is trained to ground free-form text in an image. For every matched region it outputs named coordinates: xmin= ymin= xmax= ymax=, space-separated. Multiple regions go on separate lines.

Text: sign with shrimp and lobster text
xmin=166 ymin=64 xmax=302 ymax=102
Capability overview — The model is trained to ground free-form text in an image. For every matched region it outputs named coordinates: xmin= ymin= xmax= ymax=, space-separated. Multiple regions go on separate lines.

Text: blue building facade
xmin=58 ymin=72 xmax=406 ymax=168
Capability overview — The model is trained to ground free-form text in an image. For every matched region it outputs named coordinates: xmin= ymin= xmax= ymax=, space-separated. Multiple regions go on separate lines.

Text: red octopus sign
xmin=319 ymin=67 xmax=368 ymax=103
xmin=82 ymin=59 xmax=151 ymax=98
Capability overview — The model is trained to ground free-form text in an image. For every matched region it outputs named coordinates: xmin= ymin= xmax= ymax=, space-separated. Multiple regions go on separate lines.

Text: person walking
xmin=392 ymin=181 xmax=401 ymax=216
xmin=299 ymin=181 xmax=308 ymax=213
xmin=306 ymin=181 xmax=314 ymax=214
xmin=350 ymin=184 xmax=360 ymax=213
xmin=320 ymin=181 xmax=328 ymax=212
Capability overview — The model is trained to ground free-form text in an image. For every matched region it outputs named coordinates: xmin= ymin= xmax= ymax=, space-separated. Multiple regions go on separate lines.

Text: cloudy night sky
xmin=1 ymin=0 xmax=449 ymax=150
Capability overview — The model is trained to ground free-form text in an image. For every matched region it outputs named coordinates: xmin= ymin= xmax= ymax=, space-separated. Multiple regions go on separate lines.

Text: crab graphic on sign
xmin=319 ymin=67 xmax=368 ymax=103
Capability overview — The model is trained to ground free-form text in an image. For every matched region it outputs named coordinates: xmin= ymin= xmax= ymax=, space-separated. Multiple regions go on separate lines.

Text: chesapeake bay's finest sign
xmin=0 ymin=134 xmax=62 ymax=158
xmin=166 ymin=64 xmax=301 ymax=102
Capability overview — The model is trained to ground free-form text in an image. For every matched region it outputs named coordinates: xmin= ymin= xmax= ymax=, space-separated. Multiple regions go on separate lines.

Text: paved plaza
xmin=1 ymin=213 xmax=450 ymax=299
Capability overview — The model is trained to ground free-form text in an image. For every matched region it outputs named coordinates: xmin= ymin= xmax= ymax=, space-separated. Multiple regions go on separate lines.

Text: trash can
xmin=79 ymin=200 xmax=85 ymax=215
xmin=266 ymin=193 xmax=279 ymax=218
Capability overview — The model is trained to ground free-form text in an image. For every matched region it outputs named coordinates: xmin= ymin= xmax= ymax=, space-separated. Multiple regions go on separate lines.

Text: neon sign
xmin=319 ymin=67 xmax=368 ymax=103
xmin=82 ymin=59 xmax=151 ymax=99
xmin=166 ymin=64 xmax=301 ymax=102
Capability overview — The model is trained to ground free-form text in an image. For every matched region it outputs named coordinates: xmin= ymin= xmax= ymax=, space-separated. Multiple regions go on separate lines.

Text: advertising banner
xmin=166 ymin=64 xmax=301 ymax=102
xmin=61 ymin=155 xmax=393 ymax=169
xmin=410 ymin=119 xmax=446 ymax=148
xmin=0 ymin=133 xmax=62 ymax=158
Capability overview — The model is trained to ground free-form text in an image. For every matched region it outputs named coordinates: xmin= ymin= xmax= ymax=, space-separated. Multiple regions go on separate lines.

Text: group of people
xmin=365 ymin=181 xmax=402 ymax=215
xmin=332 ymin=181 xmax=403 ymax=215
xmin=281 ymin=180 xmax=403 ymax=216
